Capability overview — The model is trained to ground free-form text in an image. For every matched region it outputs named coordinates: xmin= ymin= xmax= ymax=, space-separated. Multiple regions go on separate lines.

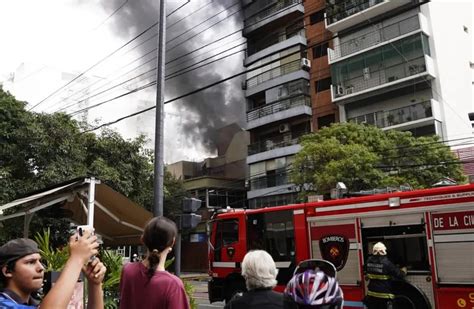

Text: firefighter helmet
xmin=373 ymin=242 xmax=387 ymax=255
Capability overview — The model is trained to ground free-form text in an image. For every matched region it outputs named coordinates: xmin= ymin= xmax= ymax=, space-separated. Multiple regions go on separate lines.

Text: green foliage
xmin=0 ymin=87 xmax=185 ymax=242
xmin=34 ymin=229 xmax=69 ymax=272
xmin=100 ymin=250 xmax=124 ymax=309
xmin=292 ymin=122 xmax=466 ymax=196
xmin=183 ymin=280 xmax=197 ymax=309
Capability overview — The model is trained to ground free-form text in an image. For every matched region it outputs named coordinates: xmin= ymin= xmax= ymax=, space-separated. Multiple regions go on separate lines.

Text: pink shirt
xmin=119 ymin=262 xmax=190 ymax=309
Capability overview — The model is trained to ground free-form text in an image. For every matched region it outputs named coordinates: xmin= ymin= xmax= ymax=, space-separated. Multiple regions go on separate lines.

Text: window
xmin=247 ymin=210 xmax=296 ymax=284
xmin=315 ymin=77 xmax=332 ymax=92
xmin=317 ymin=114 xmax=336 ymax=129
xmin=312 ymin=42 xmax=329 ymax=59
xmin=310 ymin=9 xmax=325 ymax=25
xmin=362 ymin=225 xmax=430 ymax=272
xmin=213 ymin=219 xmax=239 ymax=262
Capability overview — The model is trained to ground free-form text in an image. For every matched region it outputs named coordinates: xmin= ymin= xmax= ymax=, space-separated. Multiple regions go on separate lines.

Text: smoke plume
xmin=100 ymin=0 xmax=245 ymax=156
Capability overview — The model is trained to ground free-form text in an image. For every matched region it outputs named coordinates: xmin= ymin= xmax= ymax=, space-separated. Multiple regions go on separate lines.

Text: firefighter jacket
xmin=366 ymin=255 xmax=406 ymax=299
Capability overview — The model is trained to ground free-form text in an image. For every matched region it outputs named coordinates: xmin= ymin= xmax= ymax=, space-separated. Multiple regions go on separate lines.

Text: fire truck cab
xmin=208 ymin=184 xmax=474 ymax=308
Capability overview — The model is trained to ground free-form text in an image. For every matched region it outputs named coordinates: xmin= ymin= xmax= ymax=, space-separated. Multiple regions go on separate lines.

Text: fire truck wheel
xmin=224 ymin=280 xmax=246 ymax=303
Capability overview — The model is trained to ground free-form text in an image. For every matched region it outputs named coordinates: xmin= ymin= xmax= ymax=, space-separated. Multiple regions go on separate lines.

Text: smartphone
xmin=76 ymin=225 xmax=97 ymax=263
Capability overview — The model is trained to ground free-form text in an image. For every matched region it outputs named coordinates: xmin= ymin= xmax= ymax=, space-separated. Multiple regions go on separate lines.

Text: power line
xmin=32 ymin=0 xmax=201 ymax=112
xmin=52 ymin=1 xmax=311 ymax=114
xmin=167 ymin=0 xmax=214 ymax=29
xmin=58 ymin=40 xmax=246 ymax=114
xmin=28 ymin=21 xmax=159 ymax=112
xmin=166 ymin=1 xmax=239 ymax=46
xmin=167 ymin=0 xmax=190 ymax=18
xmin=92 ymin=0 xmax=129 ymax=31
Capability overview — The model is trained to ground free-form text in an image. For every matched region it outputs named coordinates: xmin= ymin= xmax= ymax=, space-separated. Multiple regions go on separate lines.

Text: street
xmin=188 ymin=279 xmax=224 ymax=309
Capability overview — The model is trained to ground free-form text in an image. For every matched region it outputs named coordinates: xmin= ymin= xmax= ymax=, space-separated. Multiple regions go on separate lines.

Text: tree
xmin=292 ymin=122 xmax=466 ymax=196
xmin=0 ymin=87 xmax=185 ymax=242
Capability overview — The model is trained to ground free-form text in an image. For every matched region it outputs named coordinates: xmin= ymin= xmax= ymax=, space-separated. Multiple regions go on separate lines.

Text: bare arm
xmin=83 ymin=258 xmax=106 ymax=309
xmin=40 ymin=231 xmax=99 ymax=309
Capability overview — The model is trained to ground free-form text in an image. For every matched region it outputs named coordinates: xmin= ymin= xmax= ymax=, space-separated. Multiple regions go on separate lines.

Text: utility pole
xmin=153 ymin=0 xmax=166 ymax=217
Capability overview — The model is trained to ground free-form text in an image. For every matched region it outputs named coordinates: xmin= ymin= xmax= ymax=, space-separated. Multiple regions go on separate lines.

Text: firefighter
xmin=365 ymin=242 xmax=407 ymax=309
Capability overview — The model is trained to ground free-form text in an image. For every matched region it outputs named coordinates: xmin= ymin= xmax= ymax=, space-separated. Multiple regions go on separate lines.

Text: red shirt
xmin=119 ymin=262 xmax=190 ymax=309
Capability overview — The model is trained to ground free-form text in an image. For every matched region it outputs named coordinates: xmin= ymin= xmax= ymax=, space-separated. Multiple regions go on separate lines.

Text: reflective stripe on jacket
xmin=366 ymin=255 xmax=405 ymax=300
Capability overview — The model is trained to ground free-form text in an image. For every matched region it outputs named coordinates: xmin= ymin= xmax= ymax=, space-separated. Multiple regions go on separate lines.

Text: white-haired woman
xmin=224 ymin=250 xmax=283 ymax=309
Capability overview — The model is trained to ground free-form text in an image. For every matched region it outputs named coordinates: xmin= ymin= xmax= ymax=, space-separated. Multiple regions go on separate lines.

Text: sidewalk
xmin=180 ymin=272 xmax=210 ymax=281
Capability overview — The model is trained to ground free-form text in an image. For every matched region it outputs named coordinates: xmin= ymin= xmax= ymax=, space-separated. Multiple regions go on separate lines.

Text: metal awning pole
xmin=85 ymin=177 xmax=100 ymax=226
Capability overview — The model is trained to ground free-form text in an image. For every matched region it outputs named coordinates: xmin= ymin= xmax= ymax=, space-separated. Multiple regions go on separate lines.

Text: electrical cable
xmin=29 ymin=21 xmax=159 ymax=112
xmin=92 ymin=0 xmax=129 ymax=31
xmin=167 ymin=0 xmax=190 ymax=18
xmin=167 ymin=0 xmax=214 ymax=29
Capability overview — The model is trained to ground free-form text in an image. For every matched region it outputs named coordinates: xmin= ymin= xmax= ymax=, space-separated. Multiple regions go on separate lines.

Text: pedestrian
xmin=283 ymin=259 xmax=344 ymax=309
xmin=364 ymin=242 xmax=407 ymax=309
xmin=0 ymin=230 xmax=106 ymax=309
xmin=224 ymin=250 xmax=283 ymax=309
xmin=119 ymin=216 xmax=189 ymax=309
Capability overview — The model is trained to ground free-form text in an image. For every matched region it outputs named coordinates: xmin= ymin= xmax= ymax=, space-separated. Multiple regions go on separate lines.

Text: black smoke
xmin=100 ymin=0 xmax=245 ymax=154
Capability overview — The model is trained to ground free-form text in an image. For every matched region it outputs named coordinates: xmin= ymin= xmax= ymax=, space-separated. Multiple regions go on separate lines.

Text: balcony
xmin=246 ymin=28 xmax=306 ymax=66
xmin=247 ymin=95 xmax=311 ymax=129
xmin=330 ymin=33 xmax=435 ymax=104
xmin=325 ymin=0 xmax=411 ymax=33
xmin=348 ymin=100 xmax=435 ymax=129
xmin=329 ymin=13 xmax=427 ymax=63
xmin=245 ymin=59 xmax=310 ymax=96
xmin=331 ymin=55 xmax=435 ymax=103
xmin=248 ymin=130 xmax=308 ymax=155
xmin=249 ymin=171 xmax=291 ymax=191
xmin=244 ymin=0 xmax=304 ymax=36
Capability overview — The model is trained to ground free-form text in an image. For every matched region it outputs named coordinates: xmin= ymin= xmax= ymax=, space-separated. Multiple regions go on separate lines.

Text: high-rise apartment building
xmin=242 ymin=0 xmax=312 ymax=208
xmin=243 ymin=0 xmax=473 ymax=208
xmin=325 ymin=0 xmax=472 ymax=140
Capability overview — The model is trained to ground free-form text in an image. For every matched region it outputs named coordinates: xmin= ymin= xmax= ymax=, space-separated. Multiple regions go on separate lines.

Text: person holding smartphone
xmin=0 ymin=230 xmax=106 ymax=309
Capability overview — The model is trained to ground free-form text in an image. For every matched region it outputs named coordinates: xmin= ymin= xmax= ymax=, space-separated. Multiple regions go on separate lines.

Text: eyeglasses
xmin=293 ymin=259 xmax=337 ymax=278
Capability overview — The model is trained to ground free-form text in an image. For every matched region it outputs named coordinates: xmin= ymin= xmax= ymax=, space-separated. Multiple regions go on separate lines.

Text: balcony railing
xmin=247 ymin=27 xmax=305 ymax=57
xmin=246 ymin=59 xmax=302 ymax=89
xmin=326 ymin=0 xmax=384 ymax=25
xmin=250 ymin=171 xmax=290 ymax=190
xmin=348 ymin=101 xmax=433 ymax=128
xmin=247 ymin=95 xmax=311 ymax=122
xmin=244 ymin=0 xmax=302 ymax=28
xmin=333 ymin=56 xmax=428 ymax=99
xmin=248 ymin=130 xmax=309 ymax=155
xmin=330 ymin=14 xmax=420 ymax=61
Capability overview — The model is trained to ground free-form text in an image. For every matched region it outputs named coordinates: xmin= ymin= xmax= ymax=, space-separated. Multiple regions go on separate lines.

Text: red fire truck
xmin=208 ymin=184 xmax=474 ymax=308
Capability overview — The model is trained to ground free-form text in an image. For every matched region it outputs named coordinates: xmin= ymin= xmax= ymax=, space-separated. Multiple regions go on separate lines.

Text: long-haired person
xmin=119 ymin=217 xmax=189 ymax=309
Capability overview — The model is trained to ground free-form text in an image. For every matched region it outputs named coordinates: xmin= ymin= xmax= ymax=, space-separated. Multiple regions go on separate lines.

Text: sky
xmin=0 ymin=0 xmax=245 ymax=163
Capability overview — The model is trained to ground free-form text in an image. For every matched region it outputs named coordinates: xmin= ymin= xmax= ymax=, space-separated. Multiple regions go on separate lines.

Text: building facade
xmin=243 ymin=0 xmax=473 ymax=208
xmin=241 ymin=0 xmax=312 ymax=208
xmin=325 ymin=0 xmax=472 ymax=141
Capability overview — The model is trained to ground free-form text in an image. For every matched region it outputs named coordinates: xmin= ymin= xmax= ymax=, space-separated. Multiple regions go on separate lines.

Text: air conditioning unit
xmin=336 ymin=85 xmax=344 ymax=96
xmin=301 ymin=58 xmax=311 ymax=71
xmin=241 ymin=80 xmax=247 ymax=90
xmin=279 ymin=123 xmax=290 ymax=133
xmin=363 ymin=67 xmax=370 ymax=80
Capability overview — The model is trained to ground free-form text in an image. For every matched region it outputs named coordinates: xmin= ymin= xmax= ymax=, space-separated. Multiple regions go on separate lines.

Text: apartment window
xmin=310 ymin=9 xmax=325 ymax=25
xmin=313 ymin=42 xmax=329 ymax=59
xmin=315 ymin=77 xmax=332 ymax=92
xmin=317 ymin=114 xmax=336 ymax=129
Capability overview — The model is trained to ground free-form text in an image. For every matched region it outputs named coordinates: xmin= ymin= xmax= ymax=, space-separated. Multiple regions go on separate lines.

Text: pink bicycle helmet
xmin=284 ymin=269 xmax=343 ymax=308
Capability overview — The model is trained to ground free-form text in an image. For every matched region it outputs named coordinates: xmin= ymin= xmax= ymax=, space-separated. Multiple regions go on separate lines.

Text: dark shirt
xmin=0 ymin=289 xmax=39 ymax=308
xmin=224 ymin=288 xmax=283 ymax=309
xmin=366 ymin=255 xmax=405 ymax=298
